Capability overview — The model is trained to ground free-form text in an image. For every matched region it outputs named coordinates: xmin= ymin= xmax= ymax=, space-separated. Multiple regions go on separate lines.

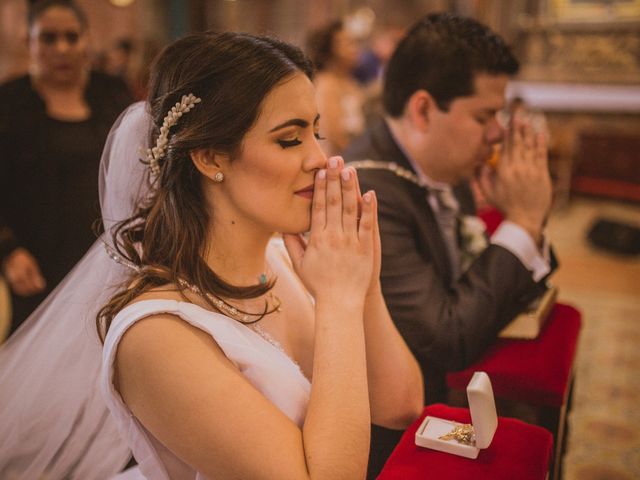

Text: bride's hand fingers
xmin=325 ymin=156 xmax=344 ymax=229
xmin=310 ymin=168 xmax=327 ymax=232
xmin=358 ymin=190 xmax=376 ymax=250
xmin=352 ymin=168 xmax=364 ymax=222
xmin=341 ymin=167 xmax=358 ymax=234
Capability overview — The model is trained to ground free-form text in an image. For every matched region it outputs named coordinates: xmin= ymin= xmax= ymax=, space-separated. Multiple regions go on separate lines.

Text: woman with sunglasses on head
xmin=0 ymin=0 xmax=133 ymax=336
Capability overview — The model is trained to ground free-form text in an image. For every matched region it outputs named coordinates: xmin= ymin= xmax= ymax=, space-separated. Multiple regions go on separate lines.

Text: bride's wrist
xmin=314 ymin=293 xmax=365 ymax=316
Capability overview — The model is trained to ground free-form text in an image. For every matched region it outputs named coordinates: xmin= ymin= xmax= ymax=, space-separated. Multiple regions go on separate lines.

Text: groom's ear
xmin=190 ymin=148 xmax=227 ymax=181
xmin=406 ymin=89 xmax=436 ymax=132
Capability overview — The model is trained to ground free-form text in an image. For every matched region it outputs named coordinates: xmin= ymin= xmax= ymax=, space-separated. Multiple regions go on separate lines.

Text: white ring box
xmin=415 ymin=371 xmax=498 ymax=459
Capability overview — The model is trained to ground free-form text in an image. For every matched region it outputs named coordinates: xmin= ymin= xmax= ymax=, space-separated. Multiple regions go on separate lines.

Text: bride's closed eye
xmin=278 ymin=138 xmax=302 ymax=148
xmin=277 ymin=133 xmax=325 ymax=149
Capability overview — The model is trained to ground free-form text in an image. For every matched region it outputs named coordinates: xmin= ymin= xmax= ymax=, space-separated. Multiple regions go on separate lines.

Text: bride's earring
xmin=214 ymin=172 xmax=224 ymax=183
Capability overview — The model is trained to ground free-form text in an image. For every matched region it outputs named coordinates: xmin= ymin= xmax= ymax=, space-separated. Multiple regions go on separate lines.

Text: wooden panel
xmin=572 ymin=131 xmax=640 ymax=201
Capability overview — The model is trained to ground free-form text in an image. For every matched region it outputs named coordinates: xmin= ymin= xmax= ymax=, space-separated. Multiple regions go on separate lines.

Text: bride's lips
xmin=294 ymin=184 xmax=314 ymax=199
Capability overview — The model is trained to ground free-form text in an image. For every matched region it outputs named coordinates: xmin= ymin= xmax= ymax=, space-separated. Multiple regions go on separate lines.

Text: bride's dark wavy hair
xmin=97 ymin=31 xmax=313 ymax=340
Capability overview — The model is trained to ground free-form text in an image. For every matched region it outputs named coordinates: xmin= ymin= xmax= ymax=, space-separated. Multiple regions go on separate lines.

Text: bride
xmin=1 ymin=31 xmax=422 ymax=479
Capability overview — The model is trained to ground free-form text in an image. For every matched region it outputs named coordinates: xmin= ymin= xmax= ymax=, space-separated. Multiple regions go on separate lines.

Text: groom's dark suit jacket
xmin=344 ymin=120 xmax=555 ymax=403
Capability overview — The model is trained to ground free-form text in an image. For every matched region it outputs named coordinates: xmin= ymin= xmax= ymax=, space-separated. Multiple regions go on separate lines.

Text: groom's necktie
xmin=431 ymin=187 xmax=460 ymax=281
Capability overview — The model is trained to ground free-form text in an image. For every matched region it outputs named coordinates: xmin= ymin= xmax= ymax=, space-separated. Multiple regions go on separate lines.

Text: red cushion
xmin=378 ymin=404 xmax=553 ymax=480
xmin=447 ymin=304 xmax=582 ymax=407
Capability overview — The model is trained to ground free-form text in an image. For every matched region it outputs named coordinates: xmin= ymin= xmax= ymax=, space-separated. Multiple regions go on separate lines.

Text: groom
xmin=343 ymin=13 xmax=558 ymax=477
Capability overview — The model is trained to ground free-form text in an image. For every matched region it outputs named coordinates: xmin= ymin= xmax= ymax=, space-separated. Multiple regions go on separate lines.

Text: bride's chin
xmin=281 ymin=217 xmax=311 ymax=236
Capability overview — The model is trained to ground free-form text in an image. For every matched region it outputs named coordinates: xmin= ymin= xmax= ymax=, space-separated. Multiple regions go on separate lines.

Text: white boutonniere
xmin=459 ymin=215 xmax=488 ymax=272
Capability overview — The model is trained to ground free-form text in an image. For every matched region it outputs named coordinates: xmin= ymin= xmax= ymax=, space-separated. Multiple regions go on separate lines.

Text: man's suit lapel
xmin=370 ymin=121 xmax=454 ymax=286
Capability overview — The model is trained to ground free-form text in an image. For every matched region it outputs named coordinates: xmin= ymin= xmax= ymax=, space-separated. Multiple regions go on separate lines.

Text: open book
xmin=498 ymin=285 xmax=558 ymax=339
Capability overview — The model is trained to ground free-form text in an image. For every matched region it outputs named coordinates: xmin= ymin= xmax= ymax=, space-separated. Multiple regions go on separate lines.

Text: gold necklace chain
xmin=104 ymin=243 xmax=281 ymax=325
xmin=348 ymin=159 xmax=426 ymax=189
xmin=176 ymin=278 xmax=281 ymax=325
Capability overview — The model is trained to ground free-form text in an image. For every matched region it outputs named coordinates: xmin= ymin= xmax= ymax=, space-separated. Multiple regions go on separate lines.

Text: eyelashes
xmin=277 ymin=138 xmax=302 ymax=148
xmin=277 ymin=133 xmax=325 ymax=149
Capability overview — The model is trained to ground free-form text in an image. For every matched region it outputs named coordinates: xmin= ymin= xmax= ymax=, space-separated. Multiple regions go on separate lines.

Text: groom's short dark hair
xmin=383 ymin=12 xmax=519 ymax=116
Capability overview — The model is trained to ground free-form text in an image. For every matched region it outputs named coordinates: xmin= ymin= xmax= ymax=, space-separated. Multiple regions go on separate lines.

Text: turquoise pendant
xmin=259 ymin=273 xmax=267 ymax=285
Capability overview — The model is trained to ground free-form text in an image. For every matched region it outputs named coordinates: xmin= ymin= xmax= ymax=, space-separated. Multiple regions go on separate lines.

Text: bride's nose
xmin=303 ymin=139 xmax=327 ymax=172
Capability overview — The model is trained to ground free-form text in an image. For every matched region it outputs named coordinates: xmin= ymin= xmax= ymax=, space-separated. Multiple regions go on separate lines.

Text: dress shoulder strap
xmin=103 ymin=299 xmax=260 ymax=366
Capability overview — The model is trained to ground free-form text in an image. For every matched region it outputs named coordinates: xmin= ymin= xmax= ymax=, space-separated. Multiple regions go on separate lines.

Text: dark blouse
xmin=0 ymin=71 xmax=133 ymax=331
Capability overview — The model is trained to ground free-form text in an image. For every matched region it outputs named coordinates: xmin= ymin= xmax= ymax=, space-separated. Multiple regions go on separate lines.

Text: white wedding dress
xmin=100 ymin=244 xmax=312 ymax=480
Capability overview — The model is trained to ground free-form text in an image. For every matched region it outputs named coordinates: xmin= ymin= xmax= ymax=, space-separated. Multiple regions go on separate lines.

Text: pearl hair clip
xmin=146 ymin=93 xmax=202 ymax=176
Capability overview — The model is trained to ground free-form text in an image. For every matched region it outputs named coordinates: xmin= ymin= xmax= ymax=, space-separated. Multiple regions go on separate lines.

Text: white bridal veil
xmin=0 ymin=102 xmax=152 ymax=479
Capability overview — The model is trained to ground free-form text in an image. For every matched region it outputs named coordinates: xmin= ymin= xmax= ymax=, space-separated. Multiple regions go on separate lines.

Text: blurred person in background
xmin=0 ymin=0 xmax=133 ymax=337
xmin=126 ymin=38 xmax=164 ymax=100
xmin=105 ymin=37 xmax=134 ymax=81
xmin=353 ymin=22 xmax=406 ymax=127
xmin=307 ymin=20 xmax=365 ymax=156
xmin=354 ymin=22 xmax=405 ymax=86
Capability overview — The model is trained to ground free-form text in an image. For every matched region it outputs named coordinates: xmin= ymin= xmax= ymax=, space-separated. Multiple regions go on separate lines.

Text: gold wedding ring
xmin=438 ymin=423 xmax=476 ymax=446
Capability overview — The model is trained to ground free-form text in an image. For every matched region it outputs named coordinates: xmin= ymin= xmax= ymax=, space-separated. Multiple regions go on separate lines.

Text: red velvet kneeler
xmin=468 ymin=207 xmax=583 ymax=407
xmin=446 ymin=304 xmax=581 ymax=407
xmin=377 ymin=404 xmax=553 ymax=480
